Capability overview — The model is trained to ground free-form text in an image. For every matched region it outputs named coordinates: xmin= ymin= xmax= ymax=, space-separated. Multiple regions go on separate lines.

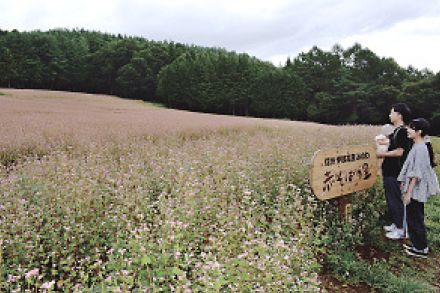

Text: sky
xmin=1 ymin=0 xmax=440 ymax=72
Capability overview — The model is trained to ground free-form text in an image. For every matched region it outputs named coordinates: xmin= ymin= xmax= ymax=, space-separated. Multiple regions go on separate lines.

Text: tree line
xmin=0 ymin=28 xmax=439 ymax=134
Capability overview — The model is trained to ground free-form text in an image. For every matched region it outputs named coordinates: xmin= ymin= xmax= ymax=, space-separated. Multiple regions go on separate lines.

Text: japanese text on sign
xmin=310 ymin=146 xmax=377 ymax=200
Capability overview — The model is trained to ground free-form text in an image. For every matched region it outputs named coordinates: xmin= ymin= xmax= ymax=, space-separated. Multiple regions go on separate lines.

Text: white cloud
xmin=338 ymin=16 xmax=440 ymax=71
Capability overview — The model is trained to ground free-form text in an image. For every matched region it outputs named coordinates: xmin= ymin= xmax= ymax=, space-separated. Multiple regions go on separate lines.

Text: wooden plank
xmin=310 ymin=145 xmax=377 ymax=201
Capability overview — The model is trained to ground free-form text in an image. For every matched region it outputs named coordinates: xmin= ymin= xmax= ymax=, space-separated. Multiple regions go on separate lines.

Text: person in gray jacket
xmin=398 ymin=118 xmax=440 ymax=258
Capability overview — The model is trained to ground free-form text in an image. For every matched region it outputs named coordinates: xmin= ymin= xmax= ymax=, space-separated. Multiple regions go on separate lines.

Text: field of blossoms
xmin=1 ymin=89 xmax=438 ymax=292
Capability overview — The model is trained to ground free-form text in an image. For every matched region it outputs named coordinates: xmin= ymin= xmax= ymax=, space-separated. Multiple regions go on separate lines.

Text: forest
xmin=0 ymin=28 xmax=439 ymax=134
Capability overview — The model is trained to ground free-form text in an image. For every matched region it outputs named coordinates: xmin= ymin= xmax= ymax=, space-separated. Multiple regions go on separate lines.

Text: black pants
xmin=407 ymin=199 xmax=428 ymax=250
xmin=383 ymin=176 xmax=404 ymax=229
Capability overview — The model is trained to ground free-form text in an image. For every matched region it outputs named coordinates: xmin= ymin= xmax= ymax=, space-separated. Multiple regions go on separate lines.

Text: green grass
xmin=432 ymin=136 xmax=440 ymax=175
xmin=325 ymin=248 xmax=431 ymax=292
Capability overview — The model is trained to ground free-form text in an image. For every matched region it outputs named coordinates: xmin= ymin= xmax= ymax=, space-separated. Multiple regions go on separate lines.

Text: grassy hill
xmin=0 ymin=89 xmax=439 ymax=292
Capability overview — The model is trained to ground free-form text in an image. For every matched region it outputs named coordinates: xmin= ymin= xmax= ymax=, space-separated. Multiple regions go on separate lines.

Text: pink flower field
xmin=1 ymin=89 xmax=385 ymax=291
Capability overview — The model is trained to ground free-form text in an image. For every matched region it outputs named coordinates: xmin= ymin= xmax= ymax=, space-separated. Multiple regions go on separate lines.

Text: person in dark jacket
xmin=377 ymin=103 xmax=412 ymax=240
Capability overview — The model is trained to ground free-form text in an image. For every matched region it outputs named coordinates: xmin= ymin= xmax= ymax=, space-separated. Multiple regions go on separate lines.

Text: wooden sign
xmin=310 ymin=145 xmax=377 ymax=201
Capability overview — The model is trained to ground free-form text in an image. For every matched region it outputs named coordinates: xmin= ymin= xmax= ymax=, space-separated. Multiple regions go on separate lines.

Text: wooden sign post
xmin=310 ymin=145 xmax=377 ymax=221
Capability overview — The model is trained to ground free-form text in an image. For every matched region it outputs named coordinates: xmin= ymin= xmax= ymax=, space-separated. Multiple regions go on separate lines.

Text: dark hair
xmin=409 ymin=118 xmax=430 ymax=136
xmin=392 ymin=103 xmax=411 ymax=124
xmin=409 ymin=118 xmax=436 ymax=168
xmin=427 ymin=142 xmax=437 ymax=168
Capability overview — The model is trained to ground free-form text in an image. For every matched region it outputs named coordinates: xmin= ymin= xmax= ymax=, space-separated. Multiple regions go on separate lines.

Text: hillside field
xmin=1 ymin=89 xmax=439 ymax=292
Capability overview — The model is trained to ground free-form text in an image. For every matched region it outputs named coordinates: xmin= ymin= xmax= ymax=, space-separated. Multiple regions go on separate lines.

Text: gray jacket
xmin=398 ymin=143 xmax=440 ymax=202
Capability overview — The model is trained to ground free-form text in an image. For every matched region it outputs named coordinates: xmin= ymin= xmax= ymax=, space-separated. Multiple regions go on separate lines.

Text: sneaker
xmin=383 ymin=223 xmax=396 ymax=232
xmin=385 ymin=229 xmax=405 ymax=240
xmin=405 ymin=247 xmax=428 ymax=258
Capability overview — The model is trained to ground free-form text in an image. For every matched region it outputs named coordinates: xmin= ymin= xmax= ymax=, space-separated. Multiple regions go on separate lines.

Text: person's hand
xmin=376 ymin=151 xmax=386 ymax=158
xmin=402 ymin=192 xmax=411 ymax=205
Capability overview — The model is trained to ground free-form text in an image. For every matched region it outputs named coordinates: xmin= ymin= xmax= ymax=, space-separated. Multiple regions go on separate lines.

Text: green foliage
xmin=251 ymin=68 xmax=307 ymax=119
xmin=0 ymin=29 xmax=186 ymax=101
xmin=1 ymin=29 xmax=440 ymax=133
xmin=157 ymin=49 xmax=277 ymax=116
xmin=401 ymin=73 xmax=440 ymax=124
